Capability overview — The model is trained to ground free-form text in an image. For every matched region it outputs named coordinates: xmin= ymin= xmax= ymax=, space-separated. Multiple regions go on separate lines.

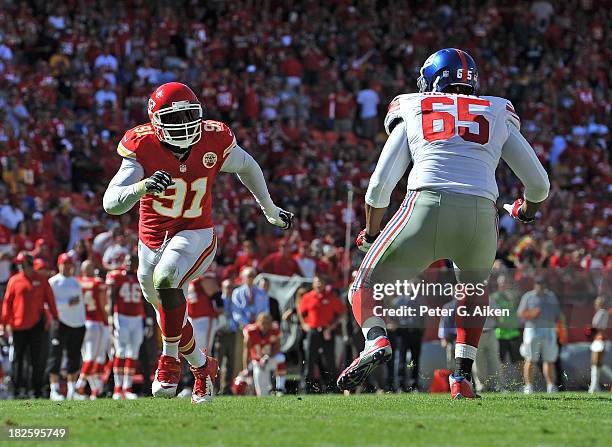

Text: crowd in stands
xmin=0 ymin=0 xmax=609 ymax=397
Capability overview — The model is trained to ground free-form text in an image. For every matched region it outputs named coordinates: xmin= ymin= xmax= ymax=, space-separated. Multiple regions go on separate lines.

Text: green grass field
xmin=1 ymin=393 xmax=611 ymax=447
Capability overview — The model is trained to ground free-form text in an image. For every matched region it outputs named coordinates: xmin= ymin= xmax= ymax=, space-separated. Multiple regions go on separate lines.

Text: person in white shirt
xmin=47 ymin=253 xmax=86 ymax=400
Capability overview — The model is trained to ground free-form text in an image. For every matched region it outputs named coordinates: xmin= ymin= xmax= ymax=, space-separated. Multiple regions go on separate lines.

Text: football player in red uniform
xmin=107 ymin=254 xmax=146 ymax=400
xmin=242 ymin=313 xmax=286 ymax=396
xmin=187 ymin=271 xmax=222 ymax=352
xmin=74 ymin=260 xmax=109 ymax=400
xmin=103 ymin=82 xmax=293 ymax=404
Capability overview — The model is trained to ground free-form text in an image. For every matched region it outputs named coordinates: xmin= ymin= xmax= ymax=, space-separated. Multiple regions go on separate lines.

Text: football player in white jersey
xmin=338 ymin=48 xmax=550 ymax=398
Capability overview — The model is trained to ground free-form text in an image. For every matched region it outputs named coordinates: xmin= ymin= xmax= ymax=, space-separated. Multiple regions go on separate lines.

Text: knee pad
xmin=152 ymin=263 xmax=180 ymax=289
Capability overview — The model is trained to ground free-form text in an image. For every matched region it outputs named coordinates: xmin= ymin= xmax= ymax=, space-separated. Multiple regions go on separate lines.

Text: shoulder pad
xmin=384 ymin=94 xmax=416 ymax=135
xmin=116 ymin=123 xmax=156 ymax=159
xmin=202 ymin=120 xmax=237 ymax=160
xmin=505 ymin=100 xmax=521 ymax=131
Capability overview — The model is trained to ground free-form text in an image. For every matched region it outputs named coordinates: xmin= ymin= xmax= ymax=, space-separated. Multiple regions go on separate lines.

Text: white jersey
xmin=49 ymin=273 xmax=86 ymax=328
xmin=383 ymin=92 xmax=521 ymax=202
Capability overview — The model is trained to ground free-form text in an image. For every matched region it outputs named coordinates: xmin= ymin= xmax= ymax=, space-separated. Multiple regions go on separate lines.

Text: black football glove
xmin=144 ymin=170 xmax=174 ymax=195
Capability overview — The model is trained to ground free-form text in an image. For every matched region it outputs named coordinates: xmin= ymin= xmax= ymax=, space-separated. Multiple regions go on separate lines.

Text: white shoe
xmin=177 ymin=388 xmax=192 ymax=398
xmin=588 ymin=384 xmax=601 ymax=394
xmin=50 ymin=390 xmax=65 ymax=401
xmin=151 ymin=355 xmax=181 ymax=398
xmin=72 ymin=392 xmax=89 ymax=401
xmin=112 ymin=392 xmax=123 ymax=400
xmin=275 ymin=390 xmax=286 ymax=397
xmin=123 ymin=391 xmax=138 ymax=400
xmin=546 ymin=384 xmax=559 ymax=393
xmin=523 ymin=384 xmax=534 ymax=394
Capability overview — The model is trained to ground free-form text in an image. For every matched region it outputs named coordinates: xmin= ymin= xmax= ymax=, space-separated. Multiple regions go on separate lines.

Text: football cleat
xmin=112 ymin=391 xmax=123 ymax=400
xmin=337 ymin=336 xmax=392 ymax=390
xmin=124 ymin=391 xmax=138 ymax=400
xmin=152 ymin=355 xmax=182 ymax=398
xmin=190 ymin=355 xmax=219 ymax=404
xmin=449 ymin=374 xmax=480 ymax=399
xmin=49 ymin=390 xmax=65 ymax=401
xmin=72 ymin=392 xmax=89 ymax=401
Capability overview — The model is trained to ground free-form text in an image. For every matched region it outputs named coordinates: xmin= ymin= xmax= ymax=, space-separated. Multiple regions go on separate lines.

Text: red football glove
xmin=356 ymin=229 xmax=379 ymax=253
xmin=503 ymin=198 xmax=535 ymax=223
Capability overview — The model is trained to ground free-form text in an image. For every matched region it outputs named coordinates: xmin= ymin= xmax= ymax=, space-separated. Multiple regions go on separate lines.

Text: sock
xmin=50 ymin=382 xmax=60 ymax=394
xmin=350 ymin=288 xmax=378 ymax=326
xmin=179 ymin=320 xmax=206 ymax=368
xmin=123 ymin=373 xmax=133 ymax=392
xmin=113 ymin=357 xmax=125 ymax=392
xmin=123 ymin=358 xmax=135 ymax=391
xmin=87 ymin=376 xmax=98 ymax=394
xmin=454 ymin=356 xmax=474 ymax=383
xmin=159 ymin=300 xmax=186 ymax=360
xmin=455 ymin=285 xmax=488 ymax=345
xmin=276 ymin=375 xmax=286 ymax=391
xmin=75 ymin=376 xmax=87 ymax=391
xmin=67 ymin=381 xmax=75 ymax=397
xmin=361 ymin=315 xmax=387 ymax=340
xmin=590 ymin=365 xmax=600 ymax=388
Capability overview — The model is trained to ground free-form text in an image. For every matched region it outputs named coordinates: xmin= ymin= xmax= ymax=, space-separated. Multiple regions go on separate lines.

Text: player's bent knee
xmin=152 ymin=264 xmax=179 ymax=289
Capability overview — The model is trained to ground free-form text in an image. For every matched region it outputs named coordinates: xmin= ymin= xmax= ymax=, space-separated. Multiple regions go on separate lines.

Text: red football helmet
xmin=148 ymin=82 xmax=203 ymax=150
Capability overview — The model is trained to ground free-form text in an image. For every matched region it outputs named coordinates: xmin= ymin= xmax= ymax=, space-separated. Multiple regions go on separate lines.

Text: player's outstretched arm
xmin=357 ymin=121 xmax=411 ymax=252
xmin=221 ymin=144 xmax=293 ymax=230
xmin=501 ymin=125 xmax=550 ymax=222
xmin=103 ymin=158 xmax=173 ymax=215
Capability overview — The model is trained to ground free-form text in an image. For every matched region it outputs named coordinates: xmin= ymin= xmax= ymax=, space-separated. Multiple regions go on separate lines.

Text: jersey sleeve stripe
xmin=223 ymin=138 xmax=237 ymax=159
xmin=117 ymin=142 xmax=136 ymax=159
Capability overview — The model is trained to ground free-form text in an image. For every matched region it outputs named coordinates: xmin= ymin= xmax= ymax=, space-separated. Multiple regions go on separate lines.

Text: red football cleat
xmin=337 ymin=336 xmax=392 ymax=391
xmin=449 ymin=374 xmax=480 ymax=399
xmin=152 ymin=355 xmax=182 ymax=398
xmin=190 ymin=355 xmax=219 ymax=404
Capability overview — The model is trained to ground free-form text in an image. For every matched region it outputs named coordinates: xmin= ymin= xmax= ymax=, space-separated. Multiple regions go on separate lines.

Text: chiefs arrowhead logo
xmin=148 ymin=98 xmax=156 ymax=113
xmin=203 ymin=152 xmax=217 ymax=168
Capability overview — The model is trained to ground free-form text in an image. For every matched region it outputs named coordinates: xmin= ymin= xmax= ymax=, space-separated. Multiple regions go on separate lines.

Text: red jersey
xmin=298 ymin=290 xmax=346 ymax=329
xmin=78 ymin=276 xmax=107 ymax=324
xmin=117 ymin=120 xmax=236 ymax=248
xmin=242 ymin=322 xmax=281 ymax=361
xmin=106 ymin=270 xmax=145 ymax=317
xmin=187 ymin=280 xmax=217 ymax=318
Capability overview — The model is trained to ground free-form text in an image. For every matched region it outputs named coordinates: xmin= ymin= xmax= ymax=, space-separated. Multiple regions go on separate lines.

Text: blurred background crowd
xmin=0 ymin=0 xmax=609 ymax=398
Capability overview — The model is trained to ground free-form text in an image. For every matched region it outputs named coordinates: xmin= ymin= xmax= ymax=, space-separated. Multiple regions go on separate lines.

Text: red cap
xmin=57 ymin=253 xmax=72 ymax=267
xmin=14 ymin=251 xmax=34 ymax=264
xmin=33 ymin=258 xmax=48 ymax=271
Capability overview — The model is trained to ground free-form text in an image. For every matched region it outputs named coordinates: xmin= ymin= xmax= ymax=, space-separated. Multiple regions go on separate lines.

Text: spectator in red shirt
xmin=298 ymin=275 xmax=346 ymax=392
xmin=260 ymin=240 xmax=303 ymax=277
xmin=1 ymin=251 xmax=58 ymax=398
